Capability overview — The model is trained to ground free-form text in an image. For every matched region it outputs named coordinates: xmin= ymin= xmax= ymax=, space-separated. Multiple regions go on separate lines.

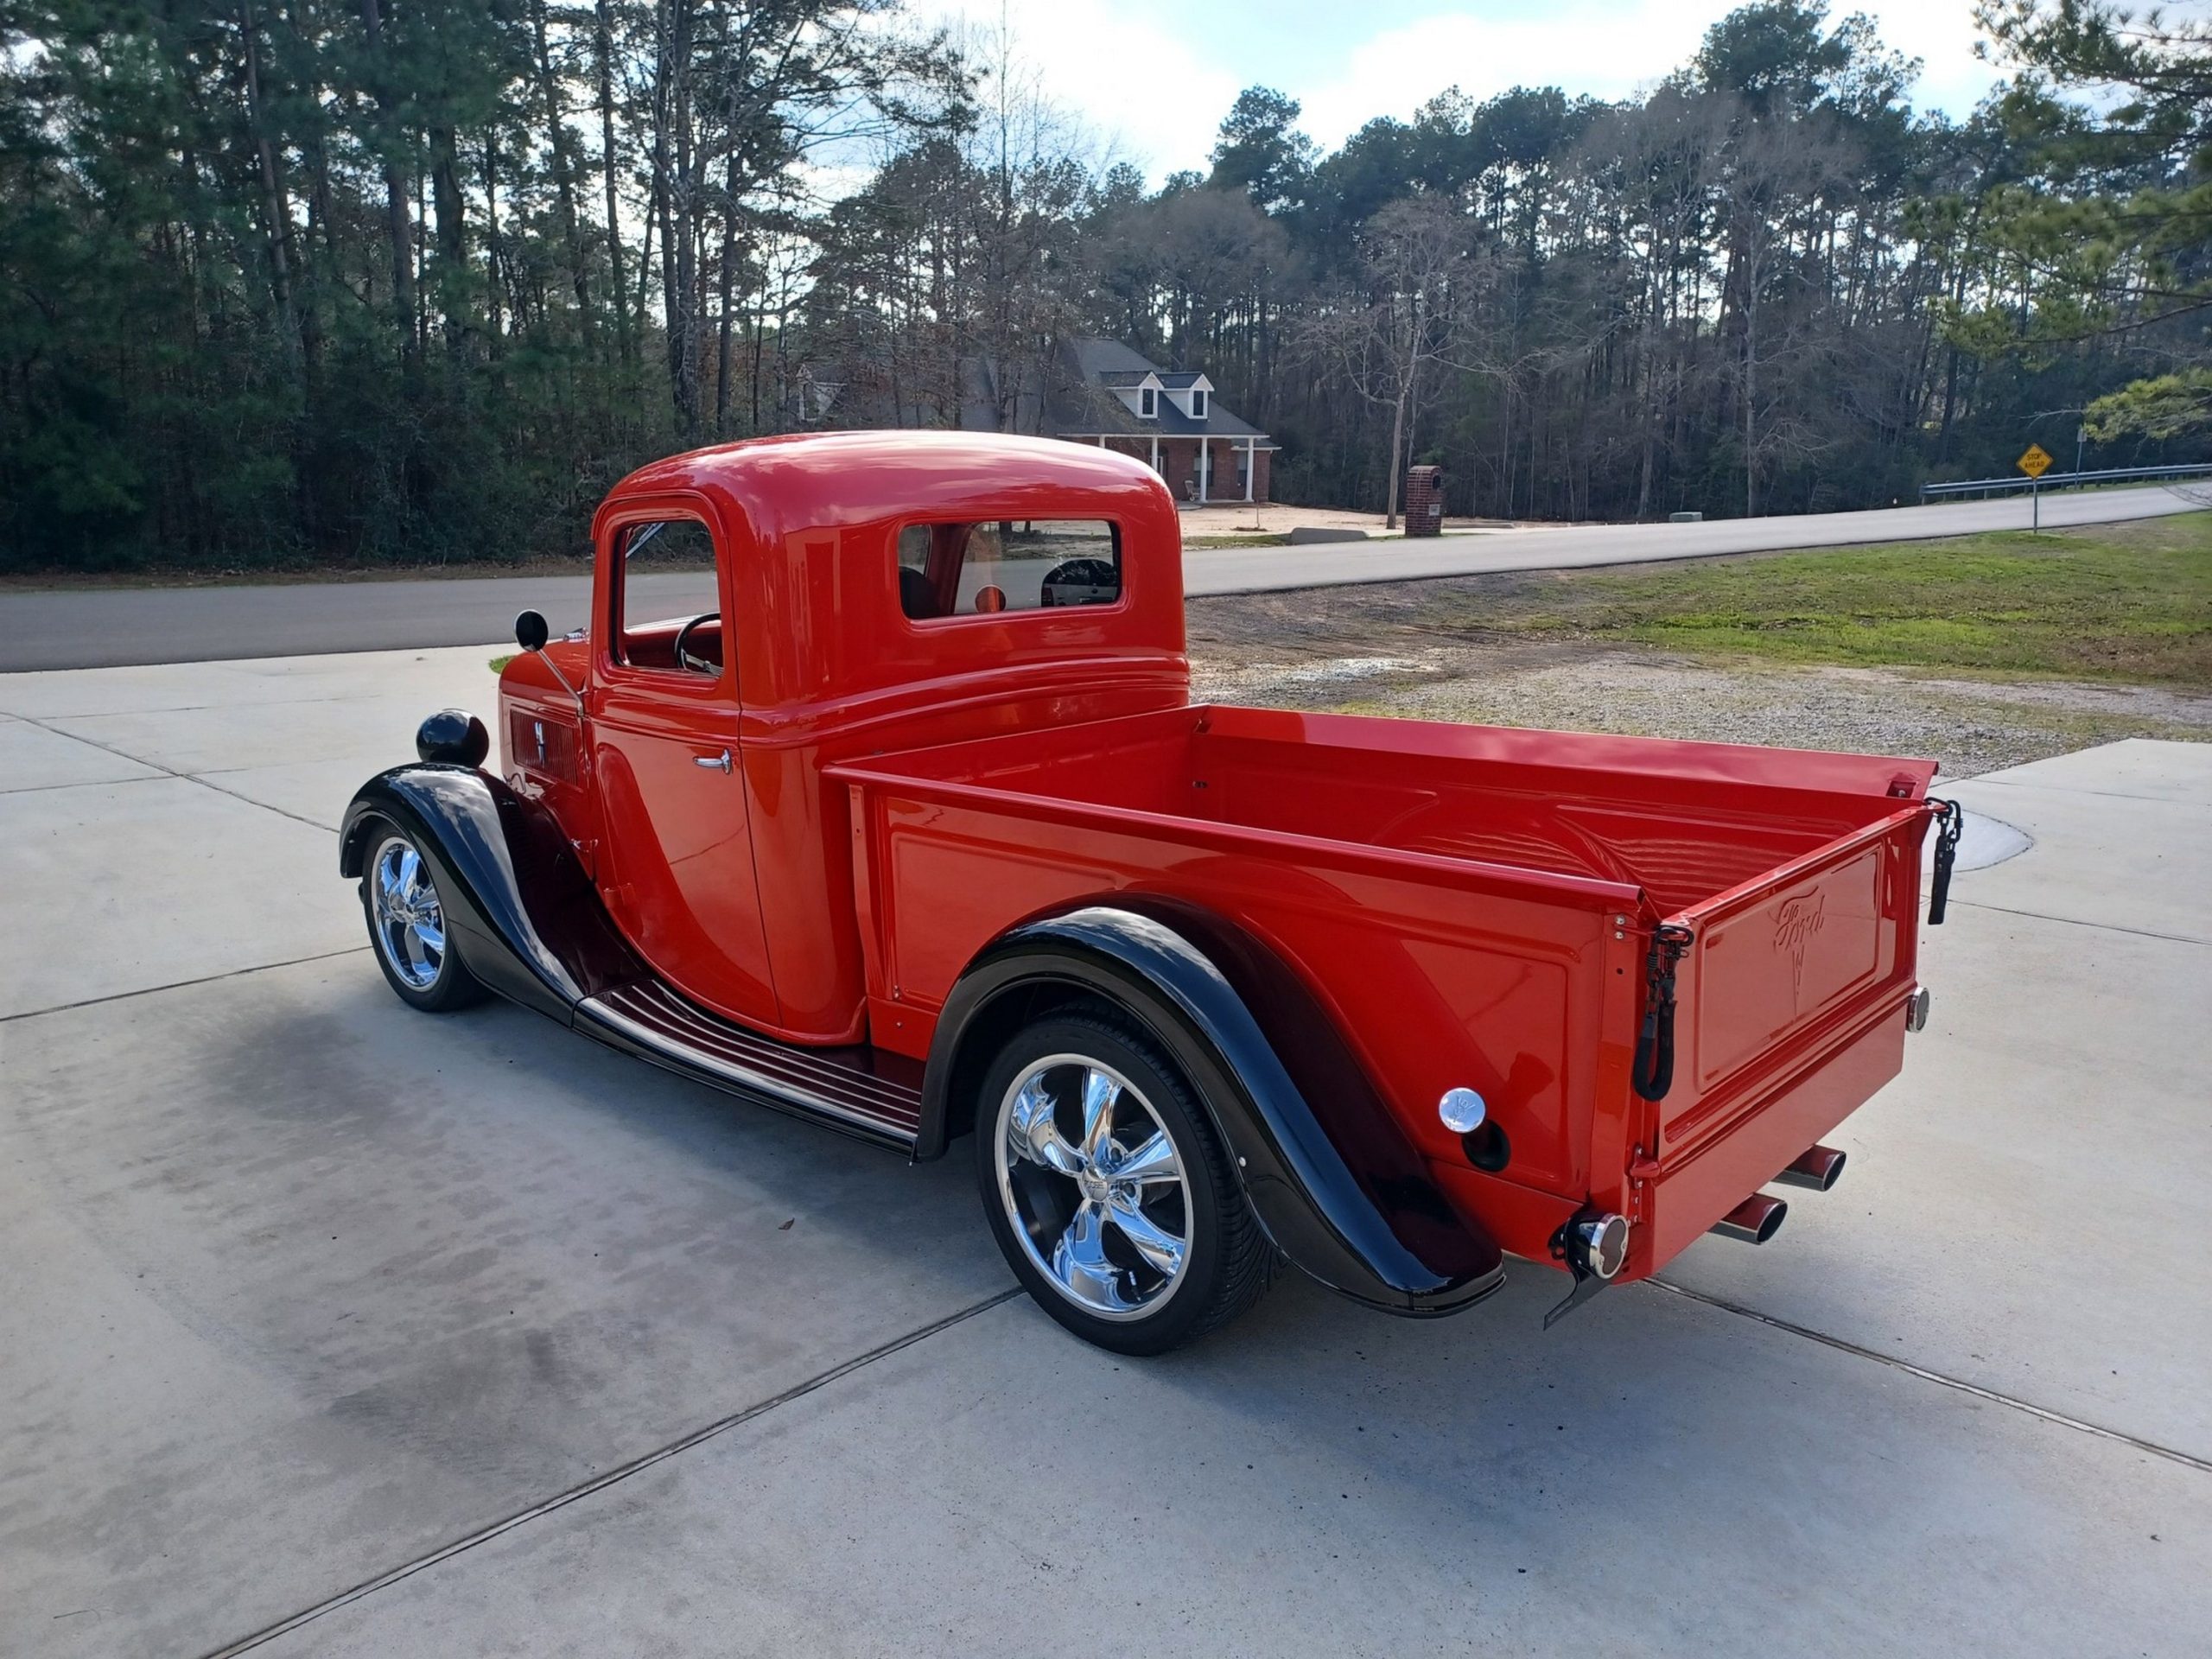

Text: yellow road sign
xmin=2018 ymin=442 xmax=2054 ymax=479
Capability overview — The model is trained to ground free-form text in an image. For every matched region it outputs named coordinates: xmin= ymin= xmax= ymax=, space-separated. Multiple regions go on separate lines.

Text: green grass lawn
xmin=1427 ymin=514 xmax=2212 ymax=685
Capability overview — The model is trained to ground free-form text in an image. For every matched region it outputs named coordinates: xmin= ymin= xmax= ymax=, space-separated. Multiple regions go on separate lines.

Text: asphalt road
xmin=3 ymin=639 xmax=2207 ymax=1655
xmin=2 ymin=482 xmax=2197 ymax=671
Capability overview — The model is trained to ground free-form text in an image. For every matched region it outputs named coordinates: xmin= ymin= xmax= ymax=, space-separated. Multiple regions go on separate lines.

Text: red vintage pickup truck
xmin=342 ymin=431 xmax=1959 ymax=1352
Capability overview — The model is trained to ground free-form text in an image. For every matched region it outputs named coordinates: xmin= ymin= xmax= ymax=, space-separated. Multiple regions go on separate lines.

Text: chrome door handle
xmin=695 ymin=748 xmax=732 ymax=773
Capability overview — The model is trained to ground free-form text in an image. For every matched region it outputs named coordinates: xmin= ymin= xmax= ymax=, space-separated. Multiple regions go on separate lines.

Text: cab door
xmin=589 ymin=507 xmax=781 ymax=1028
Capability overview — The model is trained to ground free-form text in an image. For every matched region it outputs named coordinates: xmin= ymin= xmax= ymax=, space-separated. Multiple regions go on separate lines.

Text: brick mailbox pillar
xmin=1403 ymin=465 xmax=1445 ymax=537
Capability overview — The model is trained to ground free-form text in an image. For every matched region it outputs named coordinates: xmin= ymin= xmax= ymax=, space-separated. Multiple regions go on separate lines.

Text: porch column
xmin=1243 ymin=436 xmax=1255 ymax=502
xmin=1150 ymin=432 xmax=1160 ymax=474
xmin=1198 ymin=441 xmax=1208 ymax=503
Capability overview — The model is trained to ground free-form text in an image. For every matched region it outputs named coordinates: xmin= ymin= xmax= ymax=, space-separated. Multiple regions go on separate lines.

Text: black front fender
xmin=921 ymin=906 xmax=1504 ymax=1318
xmin=341 ymin=766 xmax=642 ymax=1021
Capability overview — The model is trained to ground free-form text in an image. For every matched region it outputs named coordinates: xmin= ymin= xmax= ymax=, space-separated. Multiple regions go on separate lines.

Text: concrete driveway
xmin=1 ymin=649 xmax=2206 ymax=1657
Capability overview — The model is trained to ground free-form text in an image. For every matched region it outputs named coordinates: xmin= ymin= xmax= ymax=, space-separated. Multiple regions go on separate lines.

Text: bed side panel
xmin=842 ymin=778 xmax=1630 ymax=1261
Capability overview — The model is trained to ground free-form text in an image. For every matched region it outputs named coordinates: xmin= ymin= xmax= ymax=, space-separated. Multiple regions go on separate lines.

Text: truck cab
xmin=499 ymin=430 xmax=1189 ymax=1045
xmin=344 ymin=431 xmax=1957 ymax=1353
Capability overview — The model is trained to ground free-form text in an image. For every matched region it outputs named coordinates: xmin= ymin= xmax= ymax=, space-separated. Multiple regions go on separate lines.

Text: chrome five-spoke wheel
xmin=371 ymin=835 xmax=448 ymax=990
xmin=976 ymin=1008 xmax=1274 ymax=1354
xmin=357 ymin=820 xmax=486 ymax=1013
xmin=995 ymin=1054 xmax=1192 ymax=1320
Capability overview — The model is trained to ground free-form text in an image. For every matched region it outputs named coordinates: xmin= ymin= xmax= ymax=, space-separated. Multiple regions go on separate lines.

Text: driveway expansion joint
xmin=1951 ymin=898 xmax=2210 ymax=949
xmin=1647 ymin=1278 xmax=2212 ymax=1475
xmin=0 ymin=772 xmax=170 ymax=799
xmin=0 ymin=947 xmax=372 ymax=1025
xmin=1967 ymin=776 xmax=2209 ymax=807
xmin=10 ymin=711 xmax=337 ymax=834
xmin=192 ymin=1287 xmax=1025 ymax=1659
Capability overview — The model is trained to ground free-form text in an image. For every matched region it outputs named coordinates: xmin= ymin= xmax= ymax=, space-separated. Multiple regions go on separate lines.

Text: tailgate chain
xmin=1630 ymin=924 xmax=1696 ymax=1103
xmin=1928 ymin=798 xmax=1964 ymax=925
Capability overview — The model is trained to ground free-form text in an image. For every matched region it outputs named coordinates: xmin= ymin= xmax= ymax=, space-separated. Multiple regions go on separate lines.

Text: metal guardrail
xmin=1920 ymin=462 xmax=2212 ymax=501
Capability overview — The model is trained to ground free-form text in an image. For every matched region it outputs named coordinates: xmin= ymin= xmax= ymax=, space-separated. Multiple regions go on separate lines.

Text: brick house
xmin=960 ymin=338 xmax=1276 ymax=505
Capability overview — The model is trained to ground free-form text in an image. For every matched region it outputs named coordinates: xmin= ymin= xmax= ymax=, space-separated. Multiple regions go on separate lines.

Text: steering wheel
xmin=1039 ymin=557 xmax=1119 ymax=608
xmin=672 ymin=611 xmax=721 ymax=675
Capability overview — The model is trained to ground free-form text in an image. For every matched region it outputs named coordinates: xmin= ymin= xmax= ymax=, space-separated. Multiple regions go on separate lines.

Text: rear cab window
xmin=896 ymin=519 xmax=1122 ymax=621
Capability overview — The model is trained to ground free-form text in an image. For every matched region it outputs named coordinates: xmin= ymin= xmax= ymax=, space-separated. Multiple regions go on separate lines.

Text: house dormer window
xmin=1140 ymin=386 xmax=1157 ymax=418
xmin=1190 ymin=389 xmax=1208 ymax=420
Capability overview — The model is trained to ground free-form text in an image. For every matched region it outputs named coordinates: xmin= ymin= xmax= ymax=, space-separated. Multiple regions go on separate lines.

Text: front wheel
xmin=975 ymin=1006 xmax=1274 ymax=1354
xmin=358 ymin=819 xmax=488 ymax=1014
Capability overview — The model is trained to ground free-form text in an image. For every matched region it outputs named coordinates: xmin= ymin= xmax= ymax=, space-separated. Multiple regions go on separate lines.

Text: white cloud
xmin=1294 ymin=1 xmax=2003 ymax=156
xmin=1857 ymin=0 xmax=2005 ymax=117
xmin=1294 ymin=3 xmax=1713 ymax=150
xmin=899 ymin=0 xmax=2007 ymax=183
xmin=903 ymin=0 xmax=1243 ymax=179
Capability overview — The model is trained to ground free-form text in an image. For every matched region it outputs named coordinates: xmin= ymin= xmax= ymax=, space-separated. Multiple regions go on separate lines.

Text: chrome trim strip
xmin=602 ymin=984 xmax=922 ymax=1115
xmin=579 ymin=988 xmax=921 ymax=1144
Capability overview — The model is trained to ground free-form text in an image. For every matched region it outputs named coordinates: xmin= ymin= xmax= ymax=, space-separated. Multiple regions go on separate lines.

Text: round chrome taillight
xmin=1438 ymin=1088 xmax=1487 ymax=1134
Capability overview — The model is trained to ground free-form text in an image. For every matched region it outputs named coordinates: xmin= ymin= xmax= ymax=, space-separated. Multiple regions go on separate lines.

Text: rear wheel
xmin=358 ymin=820 xmax=487 ymax=1013
xmin=975 ymin=1007 xmax=1273 ymax=1354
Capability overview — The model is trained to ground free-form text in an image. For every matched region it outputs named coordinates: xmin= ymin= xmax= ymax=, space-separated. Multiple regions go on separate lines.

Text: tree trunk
xmin=429 ymin=125 xmax=468 ymax=368
xmin=1384 ymin=379 xmax=1408 ymax=528
xmin=635 ymin=198 xmax=658 ymax=355
xmin=358 ymin=0 xmax=416 ymax=368
xmin=658 ymin=0 xmax=701 ymax=438
xmin=749 ymin=276 xmax=766 ymax=432
xmin=482 ymin=133 xmax=505 ymax=353
xmin=1743 ymin=259 xmax=1758 ymax=518
xmin=596 ymin=0 xmax=630 ymax=364
xmin=415 ymin=166 xmax=429 ymax=356
xmin=237 ymin=3 xmax=298 ymax=370
xmin=715 ymin=152 xmax=739 ymax=435
xmin=531 ymin=0 xmax=594 ymax=341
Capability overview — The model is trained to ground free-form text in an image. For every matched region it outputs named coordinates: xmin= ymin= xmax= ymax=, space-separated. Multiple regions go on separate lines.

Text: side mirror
xmin=512 ymin=606 xmax=587 ymax=715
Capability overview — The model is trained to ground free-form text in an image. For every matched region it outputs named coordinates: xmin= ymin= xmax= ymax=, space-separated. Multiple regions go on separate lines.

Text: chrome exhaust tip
xmin=1709 ymin=1193 xmax=1788 ymax=1245
xmin=1774 ymin=1144 xmax=1847 ymax=1192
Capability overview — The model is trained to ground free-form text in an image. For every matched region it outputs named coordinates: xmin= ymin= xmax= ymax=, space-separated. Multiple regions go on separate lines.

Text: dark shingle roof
xmin=1066 ymin=338 xmax=1159 ymax=378
xmin=1047 ymin=339 xmax=1269 ymax=442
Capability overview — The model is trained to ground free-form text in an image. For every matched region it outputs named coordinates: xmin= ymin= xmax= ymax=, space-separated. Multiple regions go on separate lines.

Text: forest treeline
xmin=2 ymin=0 xmax=2206 ymax=570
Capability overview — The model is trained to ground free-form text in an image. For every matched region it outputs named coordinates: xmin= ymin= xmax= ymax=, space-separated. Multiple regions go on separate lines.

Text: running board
xmin=576 ymin=981 xmax=923 ymax=1150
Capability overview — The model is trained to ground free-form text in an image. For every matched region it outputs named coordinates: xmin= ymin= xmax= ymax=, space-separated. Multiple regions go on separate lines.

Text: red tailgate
xmin=1638 ymin=804 xmax=1933 ymax=1268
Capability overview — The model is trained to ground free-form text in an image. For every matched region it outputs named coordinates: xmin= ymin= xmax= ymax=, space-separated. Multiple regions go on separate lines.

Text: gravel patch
xmin=1191 ymin=639 xmax=2212 ymax=783
xmin=1184 ymin=552 xmax=2211 ymax=780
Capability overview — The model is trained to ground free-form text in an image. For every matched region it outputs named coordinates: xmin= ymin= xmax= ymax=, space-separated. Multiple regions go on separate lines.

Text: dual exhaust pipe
xmin=1710 ymin=1192 xmax=1789 ymax=1244
xmin=1707 ymin=1144 xmax=1847 ymax=1246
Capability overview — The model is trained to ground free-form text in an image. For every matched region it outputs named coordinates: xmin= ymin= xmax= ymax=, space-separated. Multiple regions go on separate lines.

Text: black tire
xmin=974 ymin=1004 xmax=1274 ymax=1354
xmin=356 ymin=817 xmax=489 ymax=1014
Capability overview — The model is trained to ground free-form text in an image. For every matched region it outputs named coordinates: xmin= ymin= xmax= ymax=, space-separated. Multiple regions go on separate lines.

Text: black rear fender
xmin=920 ymin=904 xmax=1503 ymax=1318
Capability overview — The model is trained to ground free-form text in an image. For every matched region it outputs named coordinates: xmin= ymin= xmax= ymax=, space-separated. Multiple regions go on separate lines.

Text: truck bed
xmin=830 ymin=704 xmax=1938 ymax=1278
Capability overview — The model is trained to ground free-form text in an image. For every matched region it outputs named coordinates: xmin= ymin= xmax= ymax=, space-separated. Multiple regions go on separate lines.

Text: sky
xmin=901 ymin=0 xmax=2006 ymax=182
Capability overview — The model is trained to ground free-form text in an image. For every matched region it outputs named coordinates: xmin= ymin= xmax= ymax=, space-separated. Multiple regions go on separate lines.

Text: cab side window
xmin=615 ymin=518 xmax=724 ymax=675
xmin=896 ymin=520 xmax=1122 ymax=621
